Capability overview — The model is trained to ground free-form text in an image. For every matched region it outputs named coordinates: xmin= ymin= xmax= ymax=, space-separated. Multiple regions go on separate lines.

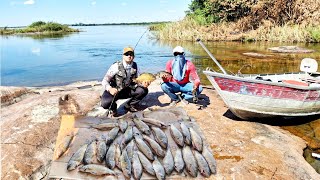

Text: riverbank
xmin=1 ymin=79 xmax=319 ymax=179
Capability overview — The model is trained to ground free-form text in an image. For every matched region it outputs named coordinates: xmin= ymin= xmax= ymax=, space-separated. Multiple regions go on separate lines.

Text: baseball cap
xmin=123 ymin=47 xmax=134 ymax=54
xmin=172 ymin=46 xmax=184 ymax=53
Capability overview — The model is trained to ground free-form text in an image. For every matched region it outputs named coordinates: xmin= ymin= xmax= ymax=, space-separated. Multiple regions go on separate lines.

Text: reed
xmin=152 ymin=17 xmax=320 ymax=42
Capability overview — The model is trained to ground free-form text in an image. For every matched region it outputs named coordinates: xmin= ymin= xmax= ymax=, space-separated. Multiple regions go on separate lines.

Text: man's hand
xmin=192 ymin=85 xmax=198 ymax=93
xmin=141 ymin=80 xmax=151 ymax=88
xmin=109 ymin=87 xmax=118 ymax=95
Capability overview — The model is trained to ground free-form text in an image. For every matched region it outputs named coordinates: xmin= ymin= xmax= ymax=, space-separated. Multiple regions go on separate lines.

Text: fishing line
xmin=134 ymin=28 xmax=149 ymax=50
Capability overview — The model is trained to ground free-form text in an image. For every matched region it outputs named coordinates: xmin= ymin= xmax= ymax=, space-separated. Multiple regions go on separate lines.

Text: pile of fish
xmin=54 ymin=114 xmax=217 ymax=179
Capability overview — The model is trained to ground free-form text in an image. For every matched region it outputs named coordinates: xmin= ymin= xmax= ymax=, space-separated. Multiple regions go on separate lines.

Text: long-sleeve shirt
xmin=163 ymin=59 xmax=201 ymax=88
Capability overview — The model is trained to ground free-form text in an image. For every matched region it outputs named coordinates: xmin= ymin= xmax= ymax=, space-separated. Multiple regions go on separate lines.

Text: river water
xmin=2 ymin=25 xmax=320 ymax=171
xmin=2 ymin=25 xmax=320 ymax=87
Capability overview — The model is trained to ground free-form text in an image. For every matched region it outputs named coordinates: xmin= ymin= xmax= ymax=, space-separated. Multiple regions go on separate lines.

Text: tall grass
xmin=151 ymin=17 xmax=320 ymax=42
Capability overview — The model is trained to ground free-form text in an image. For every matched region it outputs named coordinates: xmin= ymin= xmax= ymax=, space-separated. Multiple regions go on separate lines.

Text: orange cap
xmin=123 ymin=47 xmax=134 ymax=54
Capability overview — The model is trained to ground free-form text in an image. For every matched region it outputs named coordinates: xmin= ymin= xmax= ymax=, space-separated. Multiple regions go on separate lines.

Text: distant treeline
xmin=70 ymin=21 xmax=171 ymax=26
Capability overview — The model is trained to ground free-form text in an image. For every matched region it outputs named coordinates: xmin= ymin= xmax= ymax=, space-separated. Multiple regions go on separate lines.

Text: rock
xmin=1 ymin=80 xmax=320 ymax=179
xmin=268 ymin=46 xmax=314 ymax=53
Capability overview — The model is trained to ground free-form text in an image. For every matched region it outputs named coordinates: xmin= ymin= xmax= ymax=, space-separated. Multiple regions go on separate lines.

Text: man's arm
xmin=102 ymin=63 xmax=118 ymax=91
xmin=188 ymin=61 xmax=201 ymax=89
xmin=162 ymin=60 xmax=173 ymax=82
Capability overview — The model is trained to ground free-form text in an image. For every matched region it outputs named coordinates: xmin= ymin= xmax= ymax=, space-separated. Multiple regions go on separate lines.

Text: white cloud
xmin=24 ymin=0 xmax=35 ymax=5
xmin=91 ymin=1 xmax=96 ymax=6
xmin=121 ymin=2 xmax=127 ymax=6
xmin=160 ymin=0 xmax=168 ymax=4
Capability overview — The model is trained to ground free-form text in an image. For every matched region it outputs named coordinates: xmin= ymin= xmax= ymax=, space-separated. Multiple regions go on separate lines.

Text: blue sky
xmin=0 ymin=0 xmax=191 ymax=27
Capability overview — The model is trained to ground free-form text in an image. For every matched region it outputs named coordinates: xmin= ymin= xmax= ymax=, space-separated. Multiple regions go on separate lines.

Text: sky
xmin=0 ymin=0 xmax=192 ymax=27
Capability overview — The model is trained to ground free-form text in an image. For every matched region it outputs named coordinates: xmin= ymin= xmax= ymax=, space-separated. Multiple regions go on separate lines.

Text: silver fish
xmin=114 ymin=143 xmax=122 ymax=169
xmin=194 ymin=150 xmax=211 ymax=177
xmin=162 ymin=148 xmax=174 ymax=175
xmin=170 ymin=124 xmax=184 ymax=147
xmin=105 ymin=143 xmax=116 ymax=169
xmin=189 ymin=127 xmax=203 ymax=152
xmin=182 ymin=146 xmax=198 ymax=177
xmin=83 ymin=140 xmax=97 ymax=165
xmin=133 ymin=126 xmax=143 ymax=139
xmin=53 ymin=133 xmax=74 ymax=160
xmin=106 ymin=127 xmax=119 ymax=145
xmin=152 ymin=157 xmax=165 ymax=180
xmin=141 ymin=117 xmax=168 ymax=128
xmin=90 ymin=122 xmax=119 ymax=131
xmin=118 ymin=118 xmax=128 ymax=133
xmin=96 ymin=139 xmax=107 ymax=163
xmin=133 ymin=116 xmax=151 ymax=135
xmin=180 ymin=122 xmax=191 ymax=145
xmin=78 ymin=164 xmax=116 ymax=176
xmin=132 ymin=151 xmax=143 ymax=180
xmin=137 ymin=151 xmax=155 ymax=176
xmin=125 ymin=140 xmax=135 ymax=161
xmin=135 ymin=136 xmax=154 ymax=161
xmin=123 ymin=125 xmax=133 ymax=145
xmin=202 ymin=146 xmax=217 ymax=174
xmin=155 ymin=71 xmax=173 ymax=79
xmin=143 ymin=135 xmax=165 ymax=157
xmin=67 ymin=143 xmax=88 ymax=170
xmin=151 ymin=127 xmax=168 ymax=149
xmin=120 ymin=148 xmax=132 ymax=179
xmin=173 ymin=148 xmax=184 ymax=173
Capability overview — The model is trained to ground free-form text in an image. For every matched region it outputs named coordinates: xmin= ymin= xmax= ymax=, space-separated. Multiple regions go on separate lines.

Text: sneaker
xmin=124 ymin=105 xmax=139 ymax=112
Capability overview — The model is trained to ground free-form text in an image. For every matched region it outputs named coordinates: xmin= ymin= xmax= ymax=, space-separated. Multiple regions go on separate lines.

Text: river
xmin=2 ymin=25 xmax=320 ymax=87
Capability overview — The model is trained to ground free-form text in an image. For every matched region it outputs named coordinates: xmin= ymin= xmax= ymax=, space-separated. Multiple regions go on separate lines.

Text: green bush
xmin=308 ymin=26 xmax=320 ymax=42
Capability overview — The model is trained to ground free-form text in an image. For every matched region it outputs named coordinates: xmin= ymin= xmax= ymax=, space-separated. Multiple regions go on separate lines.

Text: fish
xmin=114 ymin=143 xmax=122 ymax=169
xmin=180 ymin=122 xmax=191 ymax=145
xmin=123 ymin=125 xmax=133 ymax=144
xmin=133 ymin=126 xmax=143 ymax=139
xmin=143 ymin=135 xmax=165 ymax=157
xmin=118 ymin=118 xmax=128 ymax=133
xmin=125 ymin=140 xmax=135 ymax=161
xmin=182 ymin=145 xmax=198 ymax=177
xmin=193 ymin=150 xmax=211 ymax=177
xmin=96 ymin=138 xmax=108 ymax=163
xmin=134 ymin=73 xmax=156 ymax=83
xmin=170 ymin=124 xmax=184 ymax=147
xmin=141 ymin=117 xmax=168 ymax=128
xmin=162 ymin=148 xmax=174 ymax=175
xmin=78 ymin=164 xmax=116 ymax=176
xmin=67 ymin=143 xmax=88 ymax=171
xmin=83 ymin=140 xmax=97 ymax=165
xmin=202 ymin=146 xmax=217 ymax=174
xmin=120 ymin=148 xmax=132 ymax=179
xmin=137 ymin=151 xmax=155 ymax=176
xmin=189 ymin=127 xmax=203 ymax=152
xmin=173 ymin=148 xmax=184 ymax=173
xmin=135 ymin=136 xmax=154 ymax=161
xmin=151 ymin=127 xmax=168 ymax=149
xmin=53 ymin=133 xmax=74 ymax=160
xmin=155 ymin=71 xmax=173 ymax=79
xmin=132 ymin=150 xmax=143 ymax=180
xmin=105 ymin=143 xmax=116 ymax=169
xmin=90 ymin=122 xmax=119 ymax=131
xmin=106 ymin=127 xmax=120 ymax=145
xmin=133 ymin=116 xmax=151 ymax=135
xmin=152 ymin=157 xmax=166 ymax=180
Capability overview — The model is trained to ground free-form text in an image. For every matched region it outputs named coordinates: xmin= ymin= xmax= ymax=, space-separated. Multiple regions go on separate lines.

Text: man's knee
xmin=136 ymin=87 xmax=148 ymax=98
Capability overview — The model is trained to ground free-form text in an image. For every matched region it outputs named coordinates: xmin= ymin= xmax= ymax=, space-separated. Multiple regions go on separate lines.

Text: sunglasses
xmin=174 ymin=52 xmax=184 ymax=56
xmin=124 ymin=52 xmax=134 ymax=56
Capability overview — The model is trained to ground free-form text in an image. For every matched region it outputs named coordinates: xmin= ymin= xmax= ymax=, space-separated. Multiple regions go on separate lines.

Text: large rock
xmin=1 ymin=80 xmax=319 ymax=179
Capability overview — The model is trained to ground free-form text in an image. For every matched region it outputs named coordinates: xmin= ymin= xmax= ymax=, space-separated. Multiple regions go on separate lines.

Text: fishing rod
xmin=196 ymin=39 xmax=227 ymax=75
xmin=134 ymin=28 xmax=149 ymax=50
